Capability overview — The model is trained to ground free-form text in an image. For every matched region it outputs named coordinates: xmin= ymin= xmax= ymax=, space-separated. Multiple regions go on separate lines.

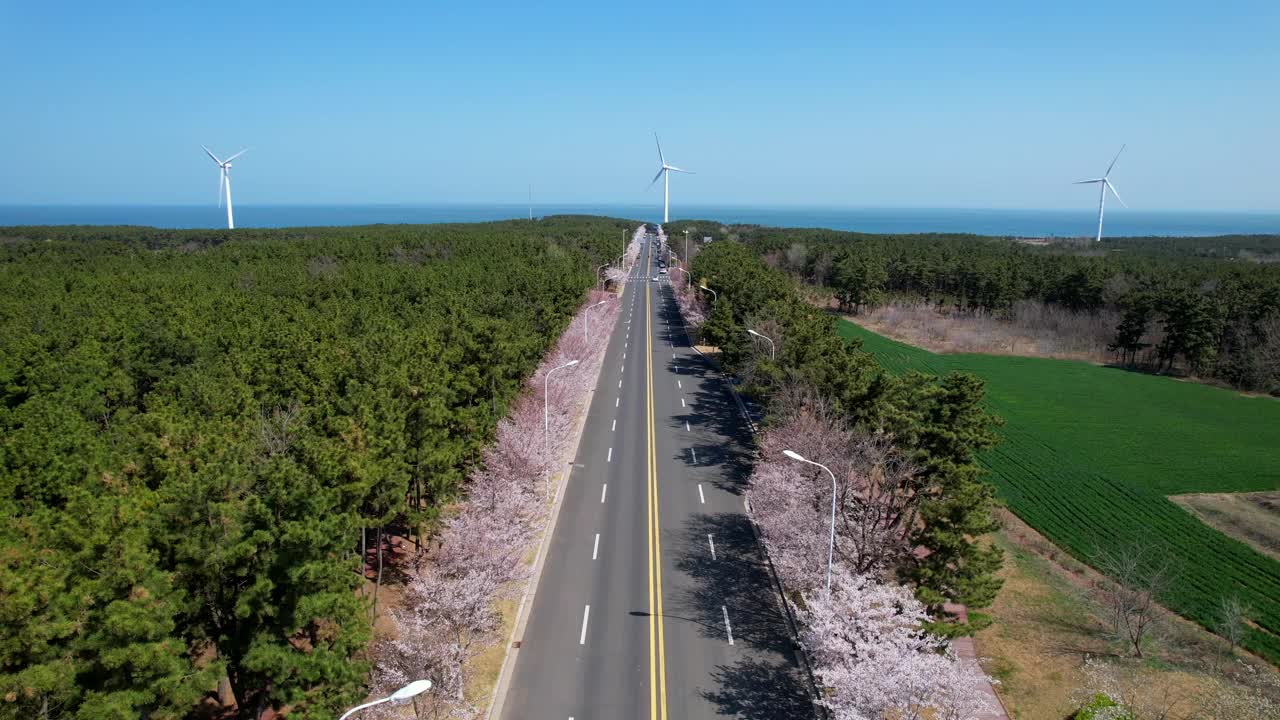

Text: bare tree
xmin=1216 ymin=594 xmax=1251 ymax=656
xmin=258 ymin=400 xmax=302 ymax=458
xmin=1092 ymin=544 xmax=1175 ymax=658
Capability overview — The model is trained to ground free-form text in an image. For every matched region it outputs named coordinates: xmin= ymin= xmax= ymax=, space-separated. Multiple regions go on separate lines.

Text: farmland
xmin=838 ymin=319 xmax=1280 ymax=663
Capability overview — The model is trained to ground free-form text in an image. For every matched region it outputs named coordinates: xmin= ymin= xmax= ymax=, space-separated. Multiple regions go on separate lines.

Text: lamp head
xmin=390 ymin=680 xmax=432 ymax=701
xmin=783 ymin=449 xmax=805 ymax=462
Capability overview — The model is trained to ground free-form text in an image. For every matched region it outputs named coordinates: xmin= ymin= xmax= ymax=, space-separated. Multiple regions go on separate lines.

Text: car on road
xmin=651 ymin=275 xmax=659 ymax=282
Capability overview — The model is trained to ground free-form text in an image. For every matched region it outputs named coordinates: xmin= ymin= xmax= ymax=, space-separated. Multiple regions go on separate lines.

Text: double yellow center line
xmin=645 ymin=243 xmax=669 ymax=720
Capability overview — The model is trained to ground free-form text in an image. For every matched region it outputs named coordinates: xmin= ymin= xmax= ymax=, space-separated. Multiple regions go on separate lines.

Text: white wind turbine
xmin=647 ymin=133 xmax=693 ymax=225
xmin=202 ymin=145 xmax=248 ymax=229
xmin=1074 ymin=144 xmax=1128 ymax=242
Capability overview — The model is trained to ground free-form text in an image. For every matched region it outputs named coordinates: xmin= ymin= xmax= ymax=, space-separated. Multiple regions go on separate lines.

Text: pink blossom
xmin=796 ymin=567 xmax=996 ymax=720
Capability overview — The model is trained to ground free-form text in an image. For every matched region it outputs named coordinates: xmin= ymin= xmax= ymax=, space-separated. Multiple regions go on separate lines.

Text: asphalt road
xmin=499 ymin=235 xmax=811 ymax=720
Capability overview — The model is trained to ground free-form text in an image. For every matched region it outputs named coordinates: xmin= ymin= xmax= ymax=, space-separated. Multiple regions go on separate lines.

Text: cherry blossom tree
xmin=795 ymin=566 xmax=995 ymax=720
xmin=750 ymin=388 xmax=923 ymax=590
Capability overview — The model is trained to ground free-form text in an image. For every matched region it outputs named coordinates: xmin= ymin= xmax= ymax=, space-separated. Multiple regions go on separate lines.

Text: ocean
xmin=1 ymin=204 xmax=1277 ymax=238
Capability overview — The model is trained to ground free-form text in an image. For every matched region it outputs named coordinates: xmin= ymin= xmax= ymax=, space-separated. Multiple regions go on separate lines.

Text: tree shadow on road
xmin=669 ymin=510 xmax=808 ymax=660
xmin=700 ymin=656 xmax=817 ymax=720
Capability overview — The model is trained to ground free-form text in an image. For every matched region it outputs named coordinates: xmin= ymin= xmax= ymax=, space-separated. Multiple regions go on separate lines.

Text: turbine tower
xmin=647 ymin=133 xmax=692 ymax=225
xmin=202 ymin=146 xmax=248 ymax=229
xmin=1074 ymin=145 xmax=1127 ymax=242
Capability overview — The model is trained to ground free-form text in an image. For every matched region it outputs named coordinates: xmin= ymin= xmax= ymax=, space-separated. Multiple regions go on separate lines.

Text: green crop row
xmin=838 ymin=320 xmax=1280 ymax=663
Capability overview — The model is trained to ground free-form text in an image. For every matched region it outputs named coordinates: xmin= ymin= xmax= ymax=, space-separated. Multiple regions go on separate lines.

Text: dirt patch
xmin=976 ymin=510 xmax=1280 ymax=718
xmin=1172 ymin=491 xmax=1280 ymax=561
xmin=845 ymin=301 xmax=1118 ymax=364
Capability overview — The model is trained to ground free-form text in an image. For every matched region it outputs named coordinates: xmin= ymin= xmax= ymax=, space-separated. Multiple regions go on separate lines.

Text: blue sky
xmin=2 ymin=1 xmax=1277 ymax=210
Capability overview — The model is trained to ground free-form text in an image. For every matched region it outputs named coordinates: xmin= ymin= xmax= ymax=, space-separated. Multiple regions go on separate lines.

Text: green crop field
xmin=839 ymin=320 xmax=1280 ymax=663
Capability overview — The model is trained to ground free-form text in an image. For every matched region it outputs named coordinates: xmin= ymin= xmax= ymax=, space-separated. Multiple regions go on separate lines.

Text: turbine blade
xmin=647 ymin=167 xmax=665 ymax=189
xmin=223 ymin=148 xmax=249 ymax=164
xmin=202 ymin=145 xmax=222 ymax=164
xmin=218 ymin=169 xmax=225 ymax=208
xmin=654 ymin=132 xmax=665 ymax=166
xmin=1105 ymin=144 xmax=1125 ymax=177
xmin=667 ymin=166 xmax=694 ymax=174
xmin=1073 ymin=178 xmax=1105 ymax=184
xmin=1106 ymin=179 xmax=1127 ymax=208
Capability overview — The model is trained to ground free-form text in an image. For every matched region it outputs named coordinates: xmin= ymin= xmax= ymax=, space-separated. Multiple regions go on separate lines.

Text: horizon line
xmin=3 ymin=202 xmax=1279 ymax=216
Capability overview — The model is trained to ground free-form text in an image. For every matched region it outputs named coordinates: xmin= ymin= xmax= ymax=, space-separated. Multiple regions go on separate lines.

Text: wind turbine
xmin=202 ymin=145 xmax=248 ymax=229
xmin=647 ymin=133 xmax=693 ymax=225
xmin=1074 ymin=145 xmax=1127 ymax=242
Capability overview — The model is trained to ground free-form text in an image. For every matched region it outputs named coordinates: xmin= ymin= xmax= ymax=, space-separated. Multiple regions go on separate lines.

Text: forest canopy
xmin=669 ymin=221 xmax=1280 ymax=394
xmin=0 ymin=217 xmax=628 ymax=719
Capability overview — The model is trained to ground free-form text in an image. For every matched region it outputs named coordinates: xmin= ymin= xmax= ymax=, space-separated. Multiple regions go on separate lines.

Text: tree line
xmin=0 ymin=217 xmax=628 ymax=719
xmin=669 ymin=221 xmax=1280 ymax=394
xmin=679 ymin=240 xmax=1005 ymax=634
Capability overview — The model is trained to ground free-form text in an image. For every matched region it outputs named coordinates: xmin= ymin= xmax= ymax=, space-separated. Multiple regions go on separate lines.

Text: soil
xmin=1171 ymin=491 xmax=1280 ymax=561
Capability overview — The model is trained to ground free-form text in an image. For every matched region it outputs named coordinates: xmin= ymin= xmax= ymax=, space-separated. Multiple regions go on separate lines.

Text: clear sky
xmin=2 ymin=1 xmax=1277 ymax=211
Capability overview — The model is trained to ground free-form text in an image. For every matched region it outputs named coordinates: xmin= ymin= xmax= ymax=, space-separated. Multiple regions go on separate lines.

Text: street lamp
xmin=545 ymin=359 xmax=580 ymax=496
xmin=596 ymin=263 xmax=610 ymax=290
xmin=683 ymin=229 xmax=690 ymax=286
xmin=338 ymin=680 xmax=432 ymax=720
xmin=583 ymin=299 xmax=608 ymax=342
xmin=782 ymin=450 xmax=837 ymax=596
xmin=746 ymin=328 xmax=775 ymax=360
xmin=698 ymin=284 xmax=717 ymax=302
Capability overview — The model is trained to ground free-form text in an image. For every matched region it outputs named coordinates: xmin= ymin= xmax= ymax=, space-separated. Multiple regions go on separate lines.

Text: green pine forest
xmin=669 ymin=222 xmax=1280 ymax=394
xmin=686 ymin=240 xmax=1007 ymax=635
xmin=0 ymin=218 xmax=628 ymax=719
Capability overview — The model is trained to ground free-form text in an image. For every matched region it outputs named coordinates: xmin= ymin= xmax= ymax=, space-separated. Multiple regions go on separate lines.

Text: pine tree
xmin=888 ymin=372 xmax=1005 ymax=633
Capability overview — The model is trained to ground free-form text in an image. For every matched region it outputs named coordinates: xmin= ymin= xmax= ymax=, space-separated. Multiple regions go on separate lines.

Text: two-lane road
xmin=500 ymin=234 xmax=811 ymax=719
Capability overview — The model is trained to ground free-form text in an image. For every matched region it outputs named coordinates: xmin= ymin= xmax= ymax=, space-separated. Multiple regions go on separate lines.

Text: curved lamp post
xmin=746 ymin=328 xmax=775 ymax=360
xmin=698 ymin=284 xmax=717 ymax=302
xmin=545 ymin=359 xmax=580 ymax=497
xmin=338 ymin=680 xmax=432 ymax=720
xmin=783 ymin=450 xmax=837 ymax=596
xmin=583 ymin=299 xmax=608 ymax=342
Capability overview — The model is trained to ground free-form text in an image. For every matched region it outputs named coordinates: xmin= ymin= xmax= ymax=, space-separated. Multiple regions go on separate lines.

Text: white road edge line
xmin=607 ymin=447 xmax=612 ymax=462
xmin=612 ymin=419 xmax=616 ymax=432
xmin=677 ymin=380 xmax=682 ymax=389
xmin=722 ymin=606 xmax=734 ymax=645
xmin=698 ymin=484 xmax=705 ymax=504
xmin=691 ymin=447 xmax=697 ymax=464
xmin=685 ymin=420 xmax=690 ymax=432
xmin=680 ymin=398 xmax=685 ymax=408
xmin=580 ymin=605 xmax=591 ymax=645
xmin=616 ymin=397 xmax=620 ymax=407
xmin=593 ymin=533 xmax=600 ymax=560
xmin=708 ymin=534 xmax=716 ymax=560
xmin=601 ymin=484 xmax=607 ymax=503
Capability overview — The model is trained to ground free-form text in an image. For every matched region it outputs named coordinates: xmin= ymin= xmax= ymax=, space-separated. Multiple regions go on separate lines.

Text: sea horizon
xmin=2 ymin=203 xmax=1278 ymax=238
